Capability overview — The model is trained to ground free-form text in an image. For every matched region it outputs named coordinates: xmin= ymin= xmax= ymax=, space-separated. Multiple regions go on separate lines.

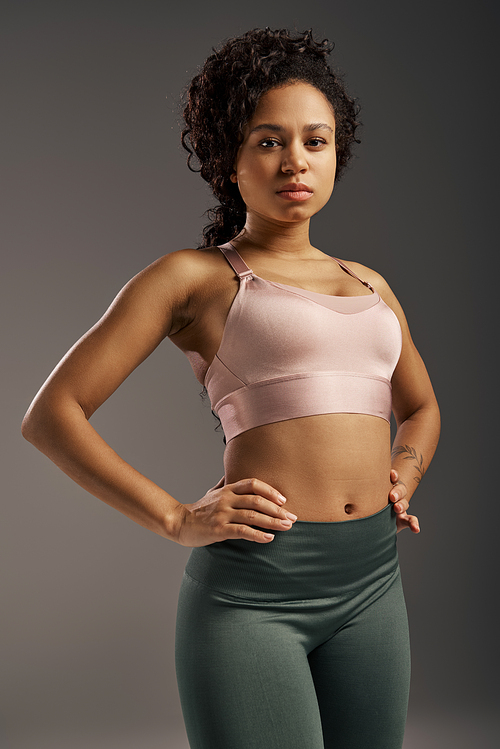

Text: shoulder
xmin=146 ymin=246 xmax=223 ymax=281
xmin=101 ymin=247 xmax=229 ymax=338
xmin=336 ymin=258 xmax=406 ymax=324
xmin=129 ymin=247 xmax=227 ymax=301
xmin=335 ymin=258 xmax=391 ymax=296
xmin=336 ymin=257 xmax=413 ymax=338
xmin=136 ymin=246 xmax=236 ymax=337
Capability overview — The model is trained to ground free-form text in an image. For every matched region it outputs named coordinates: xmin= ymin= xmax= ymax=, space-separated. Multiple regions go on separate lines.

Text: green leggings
xmin=175 ymin=503 xmax=410 ymax=749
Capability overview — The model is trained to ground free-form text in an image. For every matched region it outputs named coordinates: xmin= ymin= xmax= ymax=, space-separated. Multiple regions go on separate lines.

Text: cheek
xmin=323 ymin=161 xmax=337 ymax=191
xmin=235 ymin=162 xmax=269 ymax=202
xmin=316 ymin=166 xmax=337 ymax=208
xmin=237 ymin=156 xmax=267 ymax=180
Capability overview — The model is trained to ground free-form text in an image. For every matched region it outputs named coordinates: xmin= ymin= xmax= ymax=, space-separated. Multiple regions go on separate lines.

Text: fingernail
xmin=264 ymin=533 xmax=275 ymax=540
xmin=280 ymin=519 xmax=292 ymax=527
xmin=277 ymin=493 xmax=287 ymax=503
xmin=285 ymin=512 xmax=298 ymax=521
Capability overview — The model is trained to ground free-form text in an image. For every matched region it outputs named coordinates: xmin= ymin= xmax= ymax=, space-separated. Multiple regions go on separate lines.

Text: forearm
xmin=22 ymin=397 xmax=184 ymax=542
xmin=391 ymin=402 xmax=441 ymax=503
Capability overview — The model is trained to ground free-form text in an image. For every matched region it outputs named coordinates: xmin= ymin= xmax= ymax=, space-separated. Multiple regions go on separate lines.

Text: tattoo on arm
xmin=391 ymin=444 xmax=425 ymax=484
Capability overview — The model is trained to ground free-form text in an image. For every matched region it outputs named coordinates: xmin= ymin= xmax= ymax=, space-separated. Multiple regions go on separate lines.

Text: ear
xmin=230 ymin=172 xmax=238 ymax=184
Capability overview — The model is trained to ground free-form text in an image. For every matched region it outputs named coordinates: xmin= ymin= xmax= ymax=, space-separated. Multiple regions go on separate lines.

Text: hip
xmin=184 ymin=502 xmax=399 ymax=602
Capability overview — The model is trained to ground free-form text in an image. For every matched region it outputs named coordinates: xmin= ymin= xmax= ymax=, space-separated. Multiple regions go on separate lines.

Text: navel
xmin=344 ymin=503 xmax=355 ymax=515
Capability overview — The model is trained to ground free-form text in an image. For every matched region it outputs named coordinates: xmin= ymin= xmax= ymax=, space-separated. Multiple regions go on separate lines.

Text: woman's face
xmin=233 ymin=81 xmax=337 ymax=226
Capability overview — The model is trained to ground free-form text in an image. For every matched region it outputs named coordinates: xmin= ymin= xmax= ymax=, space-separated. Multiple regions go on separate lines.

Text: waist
xmin=223 ymin=413 xmax=392 ymax=520
xmin=185 ymin=503 xmax=399 ymax=601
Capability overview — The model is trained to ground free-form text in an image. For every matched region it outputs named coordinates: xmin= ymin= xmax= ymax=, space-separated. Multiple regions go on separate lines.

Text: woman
xmin=22 ymin=28 xmax=440 ymax=749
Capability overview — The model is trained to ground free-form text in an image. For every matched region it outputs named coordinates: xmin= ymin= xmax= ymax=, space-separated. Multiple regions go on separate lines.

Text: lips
xmin=276 ymin=183 xmax=313 ymax=201
xmin=277 ymin=182 xmax=312 ymax=193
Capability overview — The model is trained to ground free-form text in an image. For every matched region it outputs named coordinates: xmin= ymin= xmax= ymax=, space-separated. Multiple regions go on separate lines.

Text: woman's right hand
xmin=175 ymin=477 xmax=298 ymax=547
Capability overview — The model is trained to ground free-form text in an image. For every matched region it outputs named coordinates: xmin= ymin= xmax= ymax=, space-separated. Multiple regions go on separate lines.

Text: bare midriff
xmin=223 ymin=413 xmax=392 ymax=521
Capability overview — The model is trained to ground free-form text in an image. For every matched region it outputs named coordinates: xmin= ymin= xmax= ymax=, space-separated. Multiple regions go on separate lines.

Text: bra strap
xmin=333 ymin=257 xmax=374 ymax=292
xmin=218 ymin=243 xmax=254 ymax=279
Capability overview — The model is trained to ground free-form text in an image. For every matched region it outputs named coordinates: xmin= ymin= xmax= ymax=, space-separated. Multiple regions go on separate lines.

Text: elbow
xmin=434 ymin=399 xmax=441 ymax=432
xmin=21 ymin=402 xmax=48 ymax=447
xmin=395 ymin=397 xmax=441 ymax=434
xmin=434 ymin=401 xmax=442 ymax=448
xmin=21 ymin=412 xmax=32 ymax=442
xmin=420 ymin=399 xmax=442 ymax=458
xmin=21 ymin=390 xmax=74 ymax=449
xmin=22 ymin=389 xmax=88 ymax=446
xmin=424 ymin=394 xmax=441 ymax=436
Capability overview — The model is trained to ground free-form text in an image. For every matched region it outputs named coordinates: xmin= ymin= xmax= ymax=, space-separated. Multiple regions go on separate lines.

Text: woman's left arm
xmin=362 ymin=267 xmax=441 ymax=533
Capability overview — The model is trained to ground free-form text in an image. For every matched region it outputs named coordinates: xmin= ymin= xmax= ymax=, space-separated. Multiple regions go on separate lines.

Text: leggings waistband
xmin=184 ymin=503 xmax=399 ymax=601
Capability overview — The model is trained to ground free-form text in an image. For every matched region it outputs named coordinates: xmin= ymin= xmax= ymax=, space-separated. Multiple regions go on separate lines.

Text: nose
xmin=281 ymin=141 xmax=308 ymax=174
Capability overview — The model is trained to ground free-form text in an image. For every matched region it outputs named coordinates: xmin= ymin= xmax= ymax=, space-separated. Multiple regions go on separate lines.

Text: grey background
xmin=2 ymin=0 xmax=498 ymax=747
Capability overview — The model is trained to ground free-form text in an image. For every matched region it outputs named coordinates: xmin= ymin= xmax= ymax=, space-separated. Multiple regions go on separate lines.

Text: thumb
xmin=208 ymin=475 xmax=225 ymax=492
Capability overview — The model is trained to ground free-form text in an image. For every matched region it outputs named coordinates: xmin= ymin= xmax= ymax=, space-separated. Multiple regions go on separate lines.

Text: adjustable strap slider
xmin=238 ymin=269 xmax=254 ymax=280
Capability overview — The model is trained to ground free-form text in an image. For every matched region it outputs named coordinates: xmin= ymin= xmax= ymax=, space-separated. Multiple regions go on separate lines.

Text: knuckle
xmin=213 ymin=513 xmax=228 ymax=530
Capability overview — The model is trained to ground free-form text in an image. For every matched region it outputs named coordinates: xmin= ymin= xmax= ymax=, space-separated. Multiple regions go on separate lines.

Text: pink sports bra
xmin=198 ymin=243 xmax=402 ymax=443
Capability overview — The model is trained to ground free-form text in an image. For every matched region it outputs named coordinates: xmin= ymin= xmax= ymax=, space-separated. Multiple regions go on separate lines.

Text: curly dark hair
xmin=181 ymin=27 xmax=361 ymax=248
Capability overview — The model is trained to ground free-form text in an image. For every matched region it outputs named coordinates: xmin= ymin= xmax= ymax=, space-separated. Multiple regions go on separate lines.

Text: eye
xmin=306 ymin=137 xmax=327 ymax=147
xmin=259 ymin=138 xmax=281 ymax=148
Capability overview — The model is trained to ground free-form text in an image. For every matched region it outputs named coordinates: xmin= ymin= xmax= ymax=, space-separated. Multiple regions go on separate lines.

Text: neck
xmin=231 ymin=213 xmax=315 ymax=257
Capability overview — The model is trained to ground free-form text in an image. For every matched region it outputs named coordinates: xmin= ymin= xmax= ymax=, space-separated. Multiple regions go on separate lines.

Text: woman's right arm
xmin=21 ymin=251 xmax=295 ymax=546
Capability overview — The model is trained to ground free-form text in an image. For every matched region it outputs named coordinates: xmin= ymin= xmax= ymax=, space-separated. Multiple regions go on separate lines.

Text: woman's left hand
xmin=389 ymin=469 xmax=420 ymax=534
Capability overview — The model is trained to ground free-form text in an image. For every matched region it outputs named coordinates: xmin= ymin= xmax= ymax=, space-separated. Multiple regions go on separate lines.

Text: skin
xmin=22 ymin=82 xmax=440 ymax=547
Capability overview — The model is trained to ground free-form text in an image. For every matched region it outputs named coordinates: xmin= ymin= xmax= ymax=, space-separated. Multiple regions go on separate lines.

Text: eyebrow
xmin=249 ymin=122 xmax=334 ymax=135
